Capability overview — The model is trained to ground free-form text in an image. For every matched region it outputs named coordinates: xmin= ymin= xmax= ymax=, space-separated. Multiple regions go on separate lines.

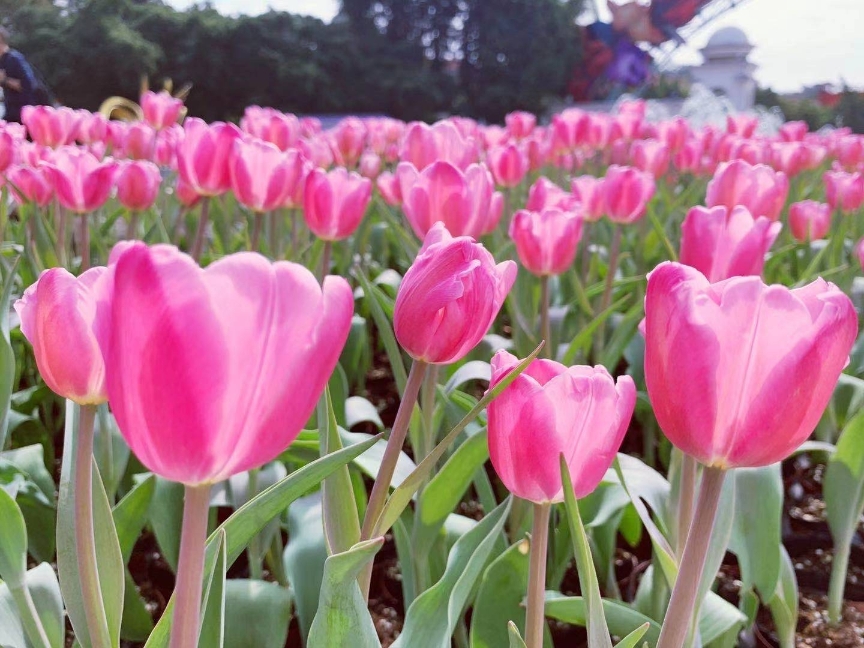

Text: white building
xmin=689 ymin=26 xmax=757 ymax=111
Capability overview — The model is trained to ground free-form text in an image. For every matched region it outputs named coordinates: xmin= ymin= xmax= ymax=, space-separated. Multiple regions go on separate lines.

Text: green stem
xmin=79 ymin=214 xmax=90 ymax=271
xmin=319 ymin=240 xmax=332 ymax=283
xmin=170 ymin=484 xmax=212 ymax=648
xmin=540 ymin=275 xmax=551 ymax=360
xmin=55 ymin=203 xmax=68 ymax=268
xmin=75 ymin=405 xmax=112 ymax=648
xmin=359 ymin=360 xmax=428 ymax=600
xmin=676 ymin=453 xmax=698 ymax=560
xmin=657 ymin=466 xmax=727 ymax=648
xmin=127 ymin=210 xmax=139 ymax=241
xmin=596 ymin=225 xmax=622 ymax=354
xmin=10 ymin=583 xmax=52 ymax=648
xmin=250 ymin=212 xmax=264 ymax=252
xmin=190 ymin=198 xmax=210 ymax=262
xmin=525 ymin=502 xmax=551 ymax=648
xmin=828 ymin=537 xmax=851 ymax=625
xmin=246 ymin=468 xmax=263 ymax=580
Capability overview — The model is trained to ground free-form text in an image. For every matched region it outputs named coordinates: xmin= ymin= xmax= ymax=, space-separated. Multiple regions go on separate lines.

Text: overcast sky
xmin=167 ymin=0 xmax=864 ymax=92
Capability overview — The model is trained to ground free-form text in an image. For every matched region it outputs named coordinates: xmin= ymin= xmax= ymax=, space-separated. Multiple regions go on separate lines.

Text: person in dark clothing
xmin=0 ymin=27 xmax=37 ymax=124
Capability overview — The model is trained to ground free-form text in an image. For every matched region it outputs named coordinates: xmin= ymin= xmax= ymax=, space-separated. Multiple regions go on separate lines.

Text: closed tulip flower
xmin=570 ymin=175 xmax=605 ymax=222
xmin=680 ymin=205 xmax=781 ymax=283
xmin=394 ymin=223 xmax=516 ymax=365
xmin=6 ymin=165 xmax=53 ymax=207
xmin=14 ymin=267 xmax=111 ymax=405
xmin=824 ymin=169 xmax=864 ymax=214
xmin=44 ymin=148 xmax=117 ymax=213
xmin=400 ymin=120 xmax=477 ymax=171
xmin=229 ymin=138 xmax=299 ymax=213
xmin=552 ymin=108 xmax=589 ymax=151
xmin=240 ymin=106 xmax=301 ymax=151
xmin=510 ymin=208 xmax=583 ymax=277
xmin=141 ymin=91 xmax=184 ymax=131
xmin=779 ymin=121 xmax=808 ymax=142
xmin=176 ymin=118 xmax=242 ymax=197
xmin=706 ymin=160 xmax=789 ymax=221
xmin=655 ymin=117 xmax=689 ymax=153
xmin=505 ymin=111 xmax=537 ymax=139
xmin=76 ymin=112 xmax=110 ymax=146
xmin=725 ymin=114 xmax=758 ymax=138
xmin=121 ymin=122 xmax=158 ymax=161
xmin=526 ymin=177 xmax=577 ymax=213
xmin=602 ymin=165 xmax=655 ymax=224
xmin=331 ymin=117 xmax=367 ymax=168
xmin=103 ymin=241 xmax=354 ymax=484
xmin=359 ymin=151 xmax=382 ymax=179
xmin=487 ymin=350 xmax=635 ymax=503
xmin=303 ymin=167 xmax=372 ymax=241
xmin=402 ymin=160 xmax=503 ymax=239
xmin=487 ymin=143 xmax=529 ymax=187
xmin=631 ymin=139 xmax=671 ymax=178
xmin=116 ymin=160 xmax=161 ymax=212
xmin=0 ymin=128 xmax=16 ymax=173
xmin=789 ymin=200 xmax=832 ymax=242
xmin=644 ymin=261 xmax=856 ymax=469
xmin=22 ymin=105 xmax=79 ymax=148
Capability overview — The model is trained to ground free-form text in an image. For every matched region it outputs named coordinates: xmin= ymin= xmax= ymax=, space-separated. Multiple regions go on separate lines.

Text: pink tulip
xmin=6 ymin=165 xmax=53 ymax=207
xmin=509 ymin=208 xmax=583 ymax=276
xmin=552 ymin=108 xmax=589 ymax=151
xmin=673 ymin=139 xmax=704 ymax=174
xmin=300 ymin=135 xmax=335 ymax=169
xmin=359 ymin=152 xmax=382 ymax=179
xmin=402 ymin=160 xmax=503 ymax=239
xmin=230 ymin=138 xmax=301 ymax=213
xmin=824 ymin=169 xmax=864 ymax=213
xmin=779 ymin=121 xmax=808 ymax=142
xmin=789 ymin=201 xmax=832 ymax=242
xmin=680 ymin=205 xmax=781 ymax=283
xmin=14 ymin=266 xmax=112 ymax=405
xmin=487 ymin=350 xmax=635 ymax=503
xmin=725 ymin=114 xmax=758 ymax=138
xmin=43 ymin=148 xmax=117 ymax=213
xmin=116 ymin=160 xmax=162 ymax=212
xmin=76 ymin=113 xmax=110 ymax=146
xmin=525 ymin=135 xmax=551 ymax=172
xmin=0 ymin=129 xmax=16 ymax=172
xmin=141 ymin=91 xmax=184 ymax=131
xmin=526 ymin=177 xmax=578 ymax=213
xmin=101 ymin=242 xmax=353 ymax=484
xmin=121 ymin=122 xmax=158 ymax=161
xmin=481 ymin=125 xmax=509 ymax=149
xmin=176 ymin=118 xmax=242 ymax=197
xmin=175 ymin=178 xmax=202 ymax=208
xmin=154 ymin=124 xmax=183 ymax=168
xmin=394 ymin=223 xmax=515 ymax=365
xmin=835 ymin=135 xmax=864 ymax=170
xmin=771 ymin=142 xmax=809 ymax=177
xmin=331 ymin=117 xmax=367 ymax=167
xmin=570 ymin=175 xmax=605 ymax=222
xmin=655 ymin=118 xmax=689 ymax=153
xmin=22 ymin=105 xmax=79 ymax=148
xmin=303 ymin=167 xmax=372 ymax=241
xmin=400 ymin=120 xmax=477 ymax=171
xmin=631 ymin=139 xmax=671 ymax=178
xmin=706 ymin=160 xmax=789 ymax=221
xmin=856 ymin=238 xmax=864 ymax=272
xmin=506 ymin=111 xmax=537 ymax=139
xmin=487 ymin=143 xmax=529 ymax=188
xmin=602 ymin=165 xmax=655 ymax=224
xmin=644 ymin=261 xmax=856 ymax=468
xmin=240 ymin=106 xmax=302 ymax=152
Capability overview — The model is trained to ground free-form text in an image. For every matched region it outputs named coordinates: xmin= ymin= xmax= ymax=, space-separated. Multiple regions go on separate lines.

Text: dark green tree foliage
xmin=4 ymin=0 xmax=581 ymax=123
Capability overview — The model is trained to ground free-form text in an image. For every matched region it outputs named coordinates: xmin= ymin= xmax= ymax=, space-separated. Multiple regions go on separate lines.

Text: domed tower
xmin=690 ymin=26 xmax=757 ymax=111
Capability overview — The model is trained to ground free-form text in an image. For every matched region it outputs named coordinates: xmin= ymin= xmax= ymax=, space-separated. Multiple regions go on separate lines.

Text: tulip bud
xmin=303 ymin=167 xmax=372 ymax=241
xmin=706 ymin=160 xmax=789 ymax=221
xmin=509 ymin=208 xmax=583 ymax=277
xmin=116 ymin=160 xmax=162 ymax=212
xmin=602 ymin=165 xmax=655 ymax=224
xmin=789 ymin=200 xmax=831 ymax=243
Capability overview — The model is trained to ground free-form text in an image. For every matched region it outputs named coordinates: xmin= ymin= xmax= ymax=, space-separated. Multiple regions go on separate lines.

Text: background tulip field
xmin=0 ymin=94 xmax=863 ymax=648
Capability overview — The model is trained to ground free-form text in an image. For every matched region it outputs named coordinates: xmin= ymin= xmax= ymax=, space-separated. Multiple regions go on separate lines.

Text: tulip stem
xmin=596 ymin=225 xmax=622 ymax=354
xmin=540 ymin=275 xmax=551 ymax=359
xmin=359 ymin=359 xmax=428 ymax=600
xmin=190 ymin=198 xmax=210 ymax=262
xmin=676 ymin=453 xmax=698 ymax=560
xmin=79 ymin=214 xmax=90 ymax=271
xmin=828 ymin=536 xmax=852 ymax=625
xmin=657 ymin=466 xmax=726 ymax=648
xmin=526 ymin=502 xmax=551 ymax=648
xmin=74 ymin=404 xmax=112 ymax=648
xmin=319 ymin=241 xmax=332 ymax=282
xmin=250 ymin=212 xmax=264 ymax=252
xmin=55 ymin=204 xmax=68 ymax=267
xmin=170 ymin=483 xmax=212 ymax=648
xmin=127 ymin=211 xmax=139 ymax=240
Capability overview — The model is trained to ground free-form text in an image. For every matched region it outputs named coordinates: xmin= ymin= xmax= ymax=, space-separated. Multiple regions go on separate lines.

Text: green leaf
xmin=374 ymin=346 xmax=542 ymax=536
xmin=542 ymin=594 xmax=661 ymax=645
xmin=345 ymin=396 xmax=384 ymax=430
xmin=144 ymin=433 xmax=381 ymax=647
xmin=0 ymin=445 xmax=56 ymax=563
xmin=283 ymin=493 xmax=328 ymax=643
xmin=307 ymin=538 xmax=384 ymax=648
xmin=149 ymin=477 xmax=184 ymax=572
xmin=444 ymin=361 xmax=491 ymax=394
xmin=0 ymin=563 xmax=64 ymax=648
xmin=507 ymin=621 xmax=528 ymax=648
xmin=767 ymin=546 xmax=798 ymax=648
xmin=120 ymin=570 xmax=154 ymax=642
xmin=698 ymin=593 xmax=746 ymax=645
xmin=0 ymin=485 xmax=28 ymax=587
xmin=356 ymin=268 xmax=408 ymax=393
xmin=415 ymin=430 xmax=489 ymax=555
xmin=340 ymin=428 xmax=417 ymax=488
xmin=393 ymin=497 xmax=513 ymax=648
xmin=56 ymin=402 xmax=125 ymax=648
xmin=561 ymin=294 xmax=631 ymax=366
xmin=199 ymin=529 xmax=227 ymax=648
xmin=223 ymin=580 xmax=291 ymax=648
xmin=729 ymin=464 xmax=783 ymax=598
xmin=469 ymin=539 xmax=531 ymax=648
xmin=560 ymin=457 xmax=612 ymax=648
xmin=614 ymin=623 xmax=650 ymax=648
xmin=113 ymin=474 xmax=156 ymax=562
xmin=0 ymin=256 xmax=19 ymax=450
xmin=321 ymin=388 xmax=361 ymax=555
